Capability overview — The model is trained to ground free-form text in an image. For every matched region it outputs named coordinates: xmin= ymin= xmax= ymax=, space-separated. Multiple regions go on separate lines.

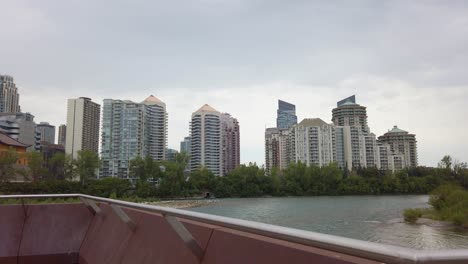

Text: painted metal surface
xmin=1 ymin=194 xmax=468 ymax=264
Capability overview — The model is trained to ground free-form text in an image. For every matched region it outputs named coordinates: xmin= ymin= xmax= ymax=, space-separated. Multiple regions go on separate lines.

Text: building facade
xmin=0 ymin=113 xmax=40 ymax=152
xmin=37 ymin=122 xmax=55 ymax=144
xmin=65 ymin=97 xmax=100 ymax=159
xmin=332 ymin=96 xmax=369 ymax=133
xmin=58 ymin=124 xmax=66 ymax=147
xmin=292 ymin=118 xmax=336 ymax=167
xmin=190 ymin=104 xmax=223 ymax=176
xmin=332 ymin=96 xmax=380 ymax=170
xmin=276 ymin=100 xmax=297 ymax=129
xmin=166 ymin=148 xmax=179 ymax=162
xmin=378 ymin=126 xmax=418 ymax=168
xmin=221 ymin=113 xmax=240 ymax=175
xmin=180 ymin=136 xmax=191 ymax=154
xmin=0 ymin=75 xmax=20 ymax=113
xmin=40 ymin=141 xmax=65 ymax=177
xmin=100 ymin=95 xmax=168 ymax=179
xmin=265 ymin=128 xmax=280 ymax=176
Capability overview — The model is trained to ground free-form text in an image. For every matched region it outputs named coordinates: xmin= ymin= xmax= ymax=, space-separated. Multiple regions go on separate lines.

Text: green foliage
xmin=403 ymin=208 xmax=423 ymax=223
xmin=0 ymin=147 xmax=19 ymax=183
xmin=429 ymin=184 xmax=468 ymax=227
xmin=26 ymin=152 xmax=48 ymax=181
xmin=84 ymin=177 xmax=131 ymax=198
xmin=75 ymin=150 xmax=100 ymax=186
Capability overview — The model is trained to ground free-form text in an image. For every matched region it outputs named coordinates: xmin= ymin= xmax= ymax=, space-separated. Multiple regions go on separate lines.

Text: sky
xmin=1 ymin=0 xmax=467 ymax=166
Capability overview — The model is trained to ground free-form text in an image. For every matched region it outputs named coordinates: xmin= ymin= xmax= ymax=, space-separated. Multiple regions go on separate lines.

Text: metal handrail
xmin=1 ymin=194 xmax=467 ymax=264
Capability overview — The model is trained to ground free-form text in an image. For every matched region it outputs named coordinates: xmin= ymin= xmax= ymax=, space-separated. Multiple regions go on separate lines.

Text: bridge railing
xmin=1 ymin=193 xmax=467 ymax=264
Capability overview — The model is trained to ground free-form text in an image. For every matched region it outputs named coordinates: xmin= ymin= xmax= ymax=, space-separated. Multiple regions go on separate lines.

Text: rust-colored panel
xmin=78 ymin=204 xmax=142 ymax=264
xmin=118 ymin=210 xmax=201 ymax=264
xmin=202 ymin=228 xmax=380 ymax=264
xmin=180 ymin=218 xmax=220 ymax=251
xmin=0 ymin=205 xmax=25 ymax=264
xmin=18 ymin=203 xmax=92 ymax=264
xmin=0 ymin=256 xmax=18 ymax=264
xmin=18 ymin=253 xmax=78 ymax=264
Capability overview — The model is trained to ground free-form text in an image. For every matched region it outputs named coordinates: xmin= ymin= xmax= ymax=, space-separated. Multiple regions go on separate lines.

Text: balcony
xmin=0 ymin=194 xmax=467 ymax=264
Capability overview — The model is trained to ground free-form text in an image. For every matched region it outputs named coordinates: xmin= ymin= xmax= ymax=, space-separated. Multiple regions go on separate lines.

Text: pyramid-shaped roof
xmin=195 ymin=104 xmax=219 ymax=113
xmin=141 ymin=95 xmax=165 ymax=106
xmin=387 ymin=125 xmax=408 ymax=134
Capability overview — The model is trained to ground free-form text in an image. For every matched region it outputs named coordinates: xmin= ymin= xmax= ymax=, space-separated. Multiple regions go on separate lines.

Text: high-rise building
xmin=65 ymin=97 xmax=100 ymax=159
xmin=166 ymin=148 xmax=179 ymax=162
xmin=58 ymin=124 xmax=66 ymax=147
xmin=221 ymin=113 xmax=240 ymax=175
xmin=0 ymin=112 xmax=40 ymax=151
xmin=332 ymin=96 xmax=380 ymax=170
xmin=378 ymin=126 xmax=418 ymax=168
xmin=190 ymin=104 xmax=222 ymax=176
xmin=276 ymin=100 xmax=297 ymax=129
xmin=37 ymin=122 xmax=55 ymax=144
xmin=180 ymin=136 xmax=191 ymax=154
xmin=332 ymin=95 xmax=369 ymax=133
xmin=334 ymin=126 xmax=352 ymax=171
xmin=100 ymin=95 xmax=168 ymax=179
xmin=265 ymin=128 xmax=280 ymax=176
xmin=291 ymin=118 xmax=336 ymax=167
xmin=0 ymin=75 xmax=20 ymax=113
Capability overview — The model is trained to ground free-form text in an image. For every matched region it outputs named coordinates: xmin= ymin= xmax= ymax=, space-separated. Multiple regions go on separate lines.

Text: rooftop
xmin=298 ymin=118 xmax=328 ymax=127
xmin=195 ymin=104 xmax=219 ymax=113
xmin=0 ymin=132 xmax=30 ymax=148
xmin=141 ymin=95 xmax=165 ymax=107
xmin=387 ymin=125 xmax=408 ymax=134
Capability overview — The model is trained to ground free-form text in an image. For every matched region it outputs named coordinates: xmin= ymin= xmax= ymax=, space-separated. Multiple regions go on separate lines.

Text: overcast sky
xmin=1 ymin=0 xmax=467 ymax=166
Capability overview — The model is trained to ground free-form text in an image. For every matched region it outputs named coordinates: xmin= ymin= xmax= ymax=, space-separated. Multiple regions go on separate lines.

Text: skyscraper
xmin=100 ymin=95 xmax=168 ymax=179
xmin=332 ymin=95 xmax=369 ymax=133
xmin=0 ymin=75 xmax=20 ymax=113
xmin=37 ymin=122 xmax=55 ymax=144
xmin=332 ymin=96 xmax=378 ymax=170
xmin=65 ymin=97 xmax=100 ymax=159
xmin=276 ymin=100 xmax=297 ymax=129
xmin=378 ymin=126 xmax=418 ymax=168
xmin=221 ymin=113 xmax=240 ymax=175
xmin=58 ymin=124 xmax=66 ymax=147
xmin=190 ymin=104 xmax=222 ymax=176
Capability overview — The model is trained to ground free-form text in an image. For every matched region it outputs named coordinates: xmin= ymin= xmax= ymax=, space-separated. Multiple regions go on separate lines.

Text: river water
xmin=188 ymin=195 xmax=468 ymax=249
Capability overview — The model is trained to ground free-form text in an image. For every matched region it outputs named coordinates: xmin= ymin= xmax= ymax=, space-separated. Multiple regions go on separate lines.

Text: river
xmin=188 ymin=195 xmax=468 ymax=249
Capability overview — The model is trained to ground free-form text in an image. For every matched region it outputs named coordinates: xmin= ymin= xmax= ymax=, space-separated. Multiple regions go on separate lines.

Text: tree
xmin=75 ymin=150 xmax=100 ymax=186
xmin=438 ymin=155 xmax=452 ymax=169
xmin=47 ymin=152 xmax=76 ymax=180
xmin=0 ymin=148 xmax=19 ymax=183
xmin=27 ymin=152 xmax=48 ymax=181
xmin=129 ymin=156 xmax=146 ymax=181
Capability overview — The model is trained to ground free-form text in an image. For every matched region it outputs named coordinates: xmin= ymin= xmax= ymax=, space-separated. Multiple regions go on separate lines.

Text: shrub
xmin=404 ymin=208 xmax=422 ymax=223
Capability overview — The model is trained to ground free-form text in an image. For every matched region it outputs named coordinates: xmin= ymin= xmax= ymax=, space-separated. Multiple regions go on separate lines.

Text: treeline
xmin=1 ymin=148 xmax=467 ymax=199
xmin=0 ymin=149 xmax=99 ymax=186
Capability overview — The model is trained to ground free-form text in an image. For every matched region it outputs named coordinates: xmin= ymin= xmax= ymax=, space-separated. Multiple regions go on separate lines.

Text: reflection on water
xmin=188 ymin=195 xmax=468 ymax=249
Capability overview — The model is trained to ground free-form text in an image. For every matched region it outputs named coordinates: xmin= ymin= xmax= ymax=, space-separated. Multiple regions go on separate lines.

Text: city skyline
xmin=1 ymin=1 xmax=467 ymax=166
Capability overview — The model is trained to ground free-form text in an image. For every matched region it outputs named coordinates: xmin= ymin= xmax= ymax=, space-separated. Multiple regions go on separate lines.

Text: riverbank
xmin=143 ymin=199 xmax=218 ymax=209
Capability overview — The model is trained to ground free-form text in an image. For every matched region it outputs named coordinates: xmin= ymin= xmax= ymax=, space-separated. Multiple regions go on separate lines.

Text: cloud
xmin=1 ymin=0 xmax=467 ymax=166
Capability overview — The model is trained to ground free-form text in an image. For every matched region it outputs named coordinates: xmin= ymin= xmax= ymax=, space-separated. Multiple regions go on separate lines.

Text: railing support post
xmin=163 ymin=214 xmax=204 ymax=261
xmin=110 ymin=204 xmax=137 ymax=231
xmin=79 ymin=197 xmax=102 ymax=215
